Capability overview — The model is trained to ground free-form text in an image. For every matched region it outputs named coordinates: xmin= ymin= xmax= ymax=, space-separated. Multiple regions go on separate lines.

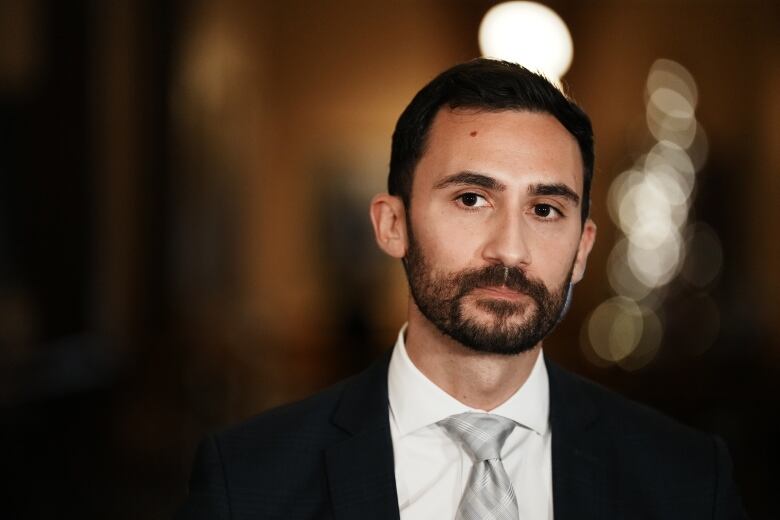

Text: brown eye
xmin=461 ymin=193 xmax=479 ymax=206
xmin=455 ymin=192 xmax=488 ymax=209
xmin=534 ymin=204 xmax=554 ymax=217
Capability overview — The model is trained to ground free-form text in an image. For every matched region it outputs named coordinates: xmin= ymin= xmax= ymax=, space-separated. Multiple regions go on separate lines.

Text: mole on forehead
xmin=469 ymin=130 xmax=478 ymax=137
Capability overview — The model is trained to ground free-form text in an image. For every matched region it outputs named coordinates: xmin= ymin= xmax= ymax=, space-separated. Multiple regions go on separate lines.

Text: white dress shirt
xmin=388 ymin=326 xmax=553 ymax=520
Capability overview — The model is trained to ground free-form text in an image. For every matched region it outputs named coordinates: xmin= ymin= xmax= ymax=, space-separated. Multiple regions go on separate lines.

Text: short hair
xmin=388 ymin=58 xmax=594 ymax=222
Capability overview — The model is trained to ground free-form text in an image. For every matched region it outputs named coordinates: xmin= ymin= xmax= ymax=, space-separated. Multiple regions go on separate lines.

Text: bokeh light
xmin=626 ymin=232 xmax=684 ymax=288
xmin=645 ymin=142 xmax=696 ymax=195
xmin=616 ymin=307 xmax=663 ymax=371
xmin=587 ymin=297 xmax=644 ymax=362
xmin=647 ymin=114 xmax=698 ymax=149
xmin=605 ymin=59 xmax=704 ymax=295
xmin=607 ymin=238 xmax=653 ymax=300
xmin=586 ymin=57 xmax=721 ymax=370
xmin=687 ymin=123 xmax=710 ymax=171
xmin=645 ymin=58 xmax=698 ymax=108
xmin=478 ymin=1 xmax=573 ymax=82
xmin=584 ymin=297 xmax=664 ymax=369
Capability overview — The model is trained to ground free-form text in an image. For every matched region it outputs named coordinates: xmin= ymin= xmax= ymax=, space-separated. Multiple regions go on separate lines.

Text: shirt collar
xmin=387 ymin=324 xmax=550 ymax=438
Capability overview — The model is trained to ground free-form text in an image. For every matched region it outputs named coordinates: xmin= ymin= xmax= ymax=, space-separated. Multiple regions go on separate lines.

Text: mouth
xmin=471 ymin=285 xmax=528 ymax=301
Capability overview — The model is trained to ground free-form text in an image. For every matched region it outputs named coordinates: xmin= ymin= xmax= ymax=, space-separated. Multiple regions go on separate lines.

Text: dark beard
xmin=403 ymin=230 xmax=573 ymax=356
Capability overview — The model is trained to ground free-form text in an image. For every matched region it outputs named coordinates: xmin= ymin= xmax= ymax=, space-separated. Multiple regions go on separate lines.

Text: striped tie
xmin=439 ymin=413 xmax=519 ymax=520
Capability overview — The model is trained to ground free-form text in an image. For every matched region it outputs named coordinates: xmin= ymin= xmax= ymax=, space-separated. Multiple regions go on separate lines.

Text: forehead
xmin=415 ymin=108 xmax=584 ymax=193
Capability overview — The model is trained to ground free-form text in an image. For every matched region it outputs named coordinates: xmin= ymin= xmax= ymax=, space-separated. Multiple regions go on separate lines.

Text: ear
xmin=571 ymin=218 xmax=597 ymax=284
xmin=369 ymin=193 xmax=408 ymax=259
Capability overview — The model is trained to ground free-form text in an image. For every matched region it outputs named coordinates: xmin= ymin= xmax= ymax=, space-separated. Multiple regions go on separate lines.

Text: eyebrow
xmin=529 ymin=183 xmax=581 ymax=205
xmin=432 ymin=171 xmax=506 ymax=191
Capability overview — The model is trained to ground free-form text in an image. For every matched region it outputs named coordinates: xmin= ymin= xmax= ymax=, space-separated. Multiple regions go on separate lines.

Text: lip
xmin=472 ymin=286 xmax=527 ymax=301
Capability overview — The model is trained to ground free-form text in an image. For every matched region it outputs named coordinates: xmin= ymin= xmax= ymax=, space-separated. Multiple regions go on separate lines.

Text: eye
xmin=456 ymin=192 xmax=489 ymax=208
xmin=533 ymin=204 xmax=561 ymax=219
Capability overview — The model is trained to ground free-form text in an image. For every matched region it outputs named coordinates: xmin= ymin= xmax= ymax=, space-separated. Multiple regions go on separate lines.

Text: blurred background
xmin=1 ymin=0 xmax=778 ymax=518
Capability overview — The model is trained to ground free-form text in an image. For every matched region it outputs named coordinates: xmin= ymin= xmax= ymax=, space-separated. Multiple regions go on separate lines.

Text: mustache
xmin=453 ymin=264 xmax=549 ymax=302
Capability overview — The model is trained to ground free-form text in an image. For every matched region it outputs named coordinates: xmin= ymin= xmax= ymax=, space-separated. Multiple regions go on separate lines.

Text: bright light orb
xmin=587 ymin=297 xmax=644 ymax=362
xmin=585 ymin=296 xmax=664 ymax=368
xmin=607 ymin=238 xmax=654 ymax=300
xmin=479 ymin=1 xmax=574 ymax=82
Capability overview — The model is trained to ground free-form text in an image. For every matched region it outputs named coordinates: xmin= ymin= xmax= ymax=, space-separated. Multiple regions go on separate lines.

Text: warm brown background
xmin=1 ymin=0 xmax=778 ymax=518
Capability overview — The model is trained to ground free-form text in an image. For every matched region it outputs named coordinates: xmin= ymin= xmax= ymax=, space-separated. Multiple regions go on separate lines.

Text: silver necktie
xmin=439 ymin=412 xmax=519 ymax=520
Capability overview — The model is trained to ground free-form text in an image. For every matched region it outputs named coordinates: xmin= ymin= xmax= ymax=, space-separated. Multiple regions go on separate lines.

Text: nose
xmin=481 ymin=209 xmax=532 ymax=268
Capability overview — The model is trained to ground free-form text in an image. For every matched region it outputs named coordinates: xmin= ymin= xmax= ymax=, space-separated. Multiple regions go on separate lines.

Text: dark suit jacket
xmin=177 ymin=352 xmax=747 ymax=519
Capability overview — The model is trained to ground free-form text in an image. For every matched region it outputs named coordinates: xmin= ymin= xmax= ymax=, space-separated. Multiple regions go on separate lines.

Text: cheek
xmin=412 ymin=210 xmax=484 ymax=269
xmin=532 ymin=235 xmax=581 ymax=278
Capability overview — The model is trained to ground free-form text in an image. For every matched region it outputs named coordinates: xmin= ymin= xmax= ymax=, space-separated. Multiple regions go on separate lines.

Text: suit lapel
xmin=325 ymin=352 xmax=400 ymax=520
xmin=547 ymin=359 xmax=610 ymax=520
xmin=322 ymin=352 xmax=613 ymax=520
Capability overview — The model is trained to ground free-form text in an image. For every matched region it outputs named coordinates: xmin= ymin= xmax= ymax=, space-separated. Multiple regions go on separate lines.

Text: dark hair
xmin=388 ymin=58 xmax=594 ymax=221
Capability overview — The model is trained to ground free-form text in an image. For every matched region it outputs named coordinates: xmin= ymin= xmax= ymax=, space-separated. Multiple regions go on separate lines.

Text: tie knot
xmin=438 ymin=412 xmax=517 ymax=462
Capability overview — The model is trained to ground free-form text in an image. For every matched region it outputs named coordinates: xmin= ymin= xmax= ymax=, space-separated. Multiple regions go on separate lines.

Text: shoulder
xmin=546 ymin=361 xmax=747 ymax=518
xmin=547 ymin=359 xmax=723 ymax=479
xmin=211 ymin=349 xmax=392 ymax=473
xmin=212 ymin=368 xmax=369 ymax=481
xmin=179 ymin=354 xmax=393 ymax=519
xmin=218 ymin=375 xmax=353 ymax=452
xmin=547 ymin=359 xmax=710 ymax=444
xmin=548 ymin=361 xmax=741 ymax=496
xmin=177 ymin=380 xmax=355 ymax=520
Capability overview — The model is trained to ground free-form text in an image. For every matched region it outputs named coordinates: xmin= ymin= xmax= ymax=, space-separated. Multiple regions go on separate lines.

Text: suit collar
xmin=326 ymin=350 xmax=401 ymax=520
xmin=388 ymin=330 xmax=550 ymax=437
xmin=324 ymin=352 xmax=610 ymax=520
xmin=331 ymin=349 xmax=394 ymax=434
xmin=546 ymin=358 xmax=610 ymax=520
xmin=546 ymin=358 xmax=599 ymax=432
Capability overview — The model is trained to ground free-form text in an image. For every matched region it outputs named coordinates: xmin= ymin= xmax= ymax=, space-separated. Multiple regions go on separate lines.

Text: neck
xmin=404 ymin=302 xmax=541 ymax=411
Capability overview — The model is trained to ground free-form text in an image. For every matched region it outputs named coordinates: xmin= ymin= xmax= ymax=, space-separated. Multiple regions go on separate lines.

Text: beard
xmin=403 ymin=229 xmax=573 ymax=356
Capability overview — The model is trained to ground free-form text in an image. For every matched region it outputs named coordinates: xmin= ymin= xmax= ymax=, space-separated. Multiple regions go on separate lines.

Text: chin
xmin=469 ymin=298 xmax=533 ymax=324
xmin=454 ymin=332 xmax=540 ymax=357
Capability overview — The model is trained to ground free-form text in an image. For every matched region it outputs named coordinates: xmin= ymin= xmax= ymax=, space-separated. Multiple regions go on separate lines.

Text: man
xmin=177 ymin=59 xmax=747 ymax=519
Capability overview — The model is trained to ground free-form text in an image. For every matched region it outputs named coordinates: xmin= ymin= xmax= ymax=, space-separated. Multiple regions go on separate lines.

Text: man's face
xmin=404 ymin=108 xmax=595 ymax=355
